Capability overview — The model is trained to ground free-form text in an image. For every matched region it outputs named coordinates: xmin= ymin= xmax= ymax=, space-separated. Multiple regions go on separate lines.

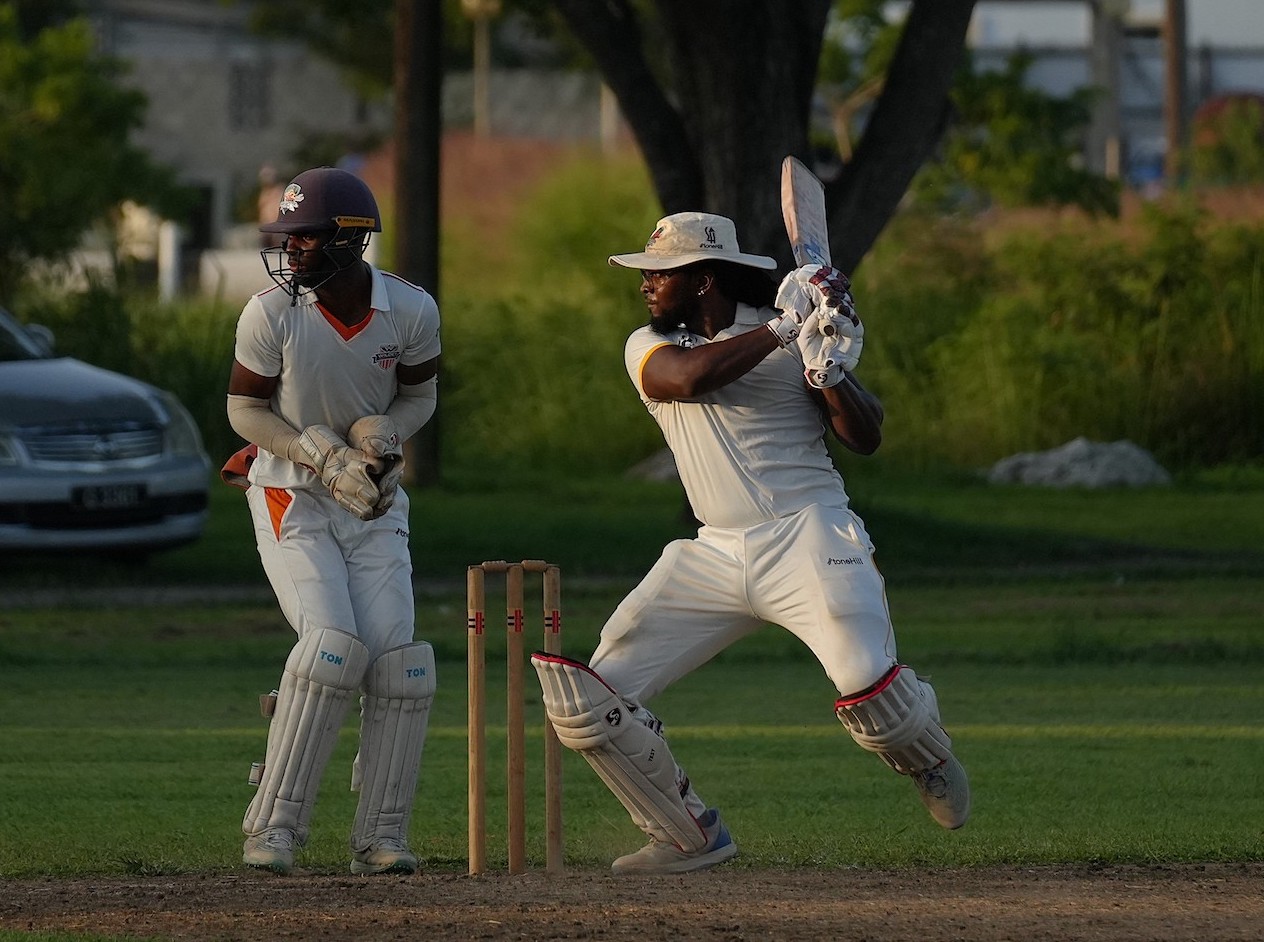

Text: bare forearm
xmin=816 ymin=373 xmax=884 ymax=454
xmin=642 ymin=328 xmax=780 ymax=400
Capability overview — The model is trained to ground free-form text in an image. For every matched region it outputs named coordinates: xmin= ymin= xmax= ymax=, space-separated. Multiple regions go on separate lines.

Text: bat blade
xmin=780 ymin=155 xmax=831 ymax=268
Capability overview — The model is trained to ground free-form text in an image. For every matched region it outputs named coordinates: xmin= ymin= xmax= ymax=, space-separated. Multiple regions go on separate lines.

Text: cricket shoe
xmin=351 ymin=838 xmax=418 ymax=875
xmin=611 ymin=808 xmax=738 ymax=875
xmin=911 ymin=755 xmax=971 ymax=829
xmin=243 ymin=827 xmax=297 ymax=875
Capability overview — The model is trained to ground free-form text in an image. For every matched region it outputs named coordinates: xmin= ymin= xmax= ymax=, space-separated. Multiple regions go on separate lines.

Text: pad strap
xmin=835 ymin=664 xmax=953 ymax=773
xmin=243 ymin=627 xmax=370 ymax=842
xmin=532 ymin=653 xmax=707 ymax=852
xmin=350 ymin=642 xmax=436 ymax=851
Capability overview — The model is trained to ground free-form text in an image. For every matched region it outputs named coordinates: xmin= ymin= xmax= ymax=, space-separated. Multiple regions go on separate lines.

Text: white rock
xmin=987 ymin=437 xmax=1172 ymax=488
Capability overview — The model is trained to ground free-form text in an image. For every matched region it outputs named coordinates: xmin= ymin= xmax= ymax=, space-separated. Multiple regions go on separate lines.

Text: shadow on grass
xmin=859 ymin=504 xmax=1264 ymax=586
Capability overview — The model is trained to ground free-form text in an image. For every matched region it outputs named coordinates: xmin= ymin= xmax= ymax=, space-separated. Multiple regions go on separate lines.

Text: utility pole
xmin=1163 ymin=0 xmax=1187 ymax=182
xmin=462 ymin=0 xmax=501 ymax=138
xmin=1088 ymin=0 xmax=1127 ymax=178
xmin=393 ymin=0 xmax=443 ymax=486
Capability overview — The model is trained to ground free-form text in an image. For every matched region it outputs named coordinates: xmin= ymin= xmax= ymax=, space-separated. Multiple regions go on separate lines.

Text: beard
xmin=648 ymin=293 xmax=701 ymax=336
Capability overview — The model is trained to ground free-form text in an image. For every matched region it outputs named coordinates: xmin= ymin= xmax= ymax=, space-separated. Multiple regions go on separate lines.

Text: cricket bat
xmin=780 ymin=155 xmax=842 ymax=338
xmin=780 ymin=155 xmax=831 ymax=268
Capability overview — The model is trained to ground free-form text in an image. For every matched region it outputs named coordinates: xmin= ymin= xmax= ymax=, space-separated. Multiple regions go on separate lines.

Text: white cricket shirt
xmin=624 ymin=302 xmax=850 ymax=529
xmin=234 ymin=266 xmax=441 ymax=489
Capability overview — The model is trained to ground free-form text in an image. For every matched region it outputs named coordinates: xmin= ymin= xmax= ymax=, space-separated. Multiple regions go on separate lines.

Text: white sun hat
xmin=608 ymin=212 xmax=777 ymax=271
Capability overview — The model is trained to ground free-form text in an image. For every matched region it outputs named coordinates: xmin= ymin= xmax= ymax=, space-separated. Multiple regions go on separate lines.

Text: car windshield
xmin=0 ymin=310 xmax=50 ymax=362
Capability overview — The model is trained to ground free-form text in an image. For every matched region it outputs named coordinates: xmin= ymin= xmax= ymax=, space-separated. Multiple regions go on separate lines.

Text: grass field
xmin=1 ymin=469 xmax=1262 ymax=880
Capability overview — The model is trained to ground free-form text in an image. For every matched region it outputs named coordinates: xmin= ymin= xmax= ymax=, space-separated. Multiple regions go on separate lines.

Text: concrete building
xmin=86 ymin=0 xmax=392 ymax=253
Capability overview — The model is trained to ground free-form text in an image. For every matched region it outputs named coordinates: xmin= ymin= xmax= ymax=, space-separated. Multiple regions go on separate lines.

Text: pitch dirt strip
xmin=1 ymin=864 xmax=1261 ymax=942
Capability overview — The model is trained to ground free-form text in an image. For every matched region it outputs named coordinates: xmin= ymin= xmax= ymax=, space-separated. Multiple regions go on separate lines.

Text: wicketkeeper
xmin=223 ymin=166 xmax=441 ymax=875
xmin=531 ymin=212 xmax=969 ymax=875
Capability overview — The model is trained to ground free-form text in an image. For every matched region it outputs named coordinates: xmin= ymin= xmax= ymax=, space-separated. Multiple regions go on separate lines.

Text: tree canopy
xmin=0 ymin=4 xmax=188 ymax=302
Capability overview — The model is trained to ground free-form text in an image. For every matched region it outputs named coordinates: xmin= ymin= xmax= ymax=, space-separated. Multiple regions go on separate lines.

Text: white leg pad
xmin=350 ymin=642 xmax=436 ymax=852
xmin=532 ymin=653 xmax=707 ymax=853
xmin=243 ymin=627 xmax=370 ymax=841
xmin=835 ymin=665 xmax=953 ymax=774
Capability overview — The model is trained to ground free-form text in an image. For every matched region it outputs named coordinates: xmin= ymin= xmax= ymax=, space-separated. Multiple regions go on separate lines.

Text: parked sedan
xmin=0 ymin=307 xmax=210 ymax=554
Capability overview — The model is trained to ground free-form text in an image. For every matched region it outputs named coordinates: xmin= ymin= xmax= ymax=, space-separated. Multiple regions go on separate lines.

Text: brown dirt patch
xmin=3 ymin=863 xmax=1261 ymax=941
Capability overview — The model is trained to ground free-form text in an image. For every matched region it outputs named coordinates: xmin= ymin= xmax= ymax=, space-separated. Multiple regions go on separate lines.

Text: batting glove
xmin=765 ymin=311 xmax=804 ymax=347
xmin=795 ymin=310 xmax=864 ymax=387
xmin=776 ymin=264 xmax=858 ymax=322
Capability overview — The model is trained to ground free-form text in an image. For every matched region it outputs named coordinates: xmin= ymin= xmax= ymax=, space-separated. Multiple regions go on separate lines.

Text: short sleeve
xmin=233 ymin=296 xmax=281 ymax=378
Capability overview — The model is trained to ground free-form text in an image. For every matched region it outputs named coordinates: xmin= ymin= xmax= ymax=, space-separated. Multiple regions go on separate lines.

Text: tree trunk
xmin=656 ymin=0 xmax=830 ymax=267
xmin=829 ymin=0 xmax=977 ymax=273
xmin=554 ymin=0 xmax=977 ymax=274
xmin=393 ymin=0 xmax=443 ymax=486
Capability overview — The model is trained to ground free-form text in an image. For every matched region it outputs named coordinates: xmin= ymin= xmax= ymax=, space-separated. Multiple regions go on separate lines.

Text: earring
xmin=697 ymin=288 xmax=705 ymax=296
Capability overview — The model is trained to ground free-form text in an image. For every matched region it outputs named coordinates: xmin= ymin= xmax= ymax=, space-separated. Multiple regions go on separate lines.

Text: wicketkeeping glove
xmin=347 ymin=415 xmax=405 ymax=519
xmin=296 ymin=424 xmax=381 ymax=520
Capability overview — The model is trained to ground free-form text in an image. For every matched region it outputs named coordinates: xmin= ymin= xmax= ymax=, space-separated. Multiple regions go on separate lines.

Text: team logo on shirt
xmin=372 ymin=343 xmax=401 ymax=370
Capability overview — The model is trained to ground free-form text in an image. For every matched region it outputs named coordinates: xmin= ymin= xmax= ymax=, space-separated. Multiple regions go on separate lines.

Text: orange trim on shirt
xmin=264 ymin=487 xmax=293 ymax=541
xmin=317 ymin=302 xmax=376 ymax=341
xmin=638 ymin=341 xmax=673 ymax=389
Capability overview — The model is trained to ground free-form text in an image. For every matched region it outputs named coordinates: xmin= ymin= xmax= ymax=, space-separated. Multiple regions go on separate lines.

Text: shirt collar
xmin=368 ymin=264 xmax=391 ymax=313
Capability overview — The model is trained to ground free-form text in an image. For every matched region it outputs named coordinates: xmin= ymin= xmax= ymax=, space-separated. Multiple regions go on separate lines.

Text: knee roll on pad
xmin=834 ymin=665 xmax=953 ymax=774
xmin=243 ymin=627 xmax=371 ymax=839
xmin=351 ymin=642 xmax=436 ymax=851
xmin=531 ymin=653 xmax=707 ymax=853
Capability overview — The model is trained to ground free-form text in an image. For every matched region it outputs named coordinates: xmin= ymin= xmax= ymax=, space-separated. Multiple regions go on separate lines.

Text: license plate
xmin=73 ymin=483 xmax=147 ymax=509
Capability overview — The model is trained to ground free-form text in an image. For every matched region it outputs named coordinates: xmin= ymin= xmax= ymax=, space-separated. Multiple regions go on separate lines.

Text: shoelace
xmin=915 ymin=768 xmax=949 ymax=798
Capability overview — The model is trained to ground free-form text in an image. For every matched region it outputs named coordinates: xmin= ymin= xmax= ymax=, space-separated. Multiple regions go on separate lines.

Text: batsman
xmin=223 ymin=166 xmax=441 ymax=875
xmin=532 ymin=211 xmax=969 ymax=875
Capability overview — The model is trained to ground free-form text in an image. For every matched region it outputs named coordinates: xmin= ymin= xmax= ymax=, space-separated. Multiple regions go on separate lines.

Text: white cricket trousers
xmin=246 ymin=484 xmax=416 ymax=659
xmin=590 ymin=502 xmax=898 ymax=703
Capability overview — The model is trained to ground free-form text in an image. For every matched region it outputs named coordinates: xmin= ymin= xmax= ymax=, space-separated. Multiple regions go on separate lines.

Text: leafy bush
xmin=912 ymin=52 xmax=1119 ymax=217
xmin=1185 ymin=96 xmax=1264 ymax=186
xmin=855 ymin=198 xmax=1264 ymax=470
xmin=440 ymin=150 xmax=666 ymax=477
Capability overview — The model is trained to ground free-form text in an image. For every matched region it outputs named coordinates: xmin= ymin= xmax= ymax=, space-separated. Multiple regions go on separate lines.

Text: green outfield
xmin=1 ymin=471 xmax=1262 ymax=877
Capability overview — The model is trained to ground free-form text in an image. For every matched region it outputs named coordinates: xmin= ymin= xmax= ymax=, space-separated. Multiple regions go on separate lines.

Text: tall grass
xmin=13 ymin=164 xmax=1264 ymax=478
xmin=856 ymin=198 xmax=1264 ymax=470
